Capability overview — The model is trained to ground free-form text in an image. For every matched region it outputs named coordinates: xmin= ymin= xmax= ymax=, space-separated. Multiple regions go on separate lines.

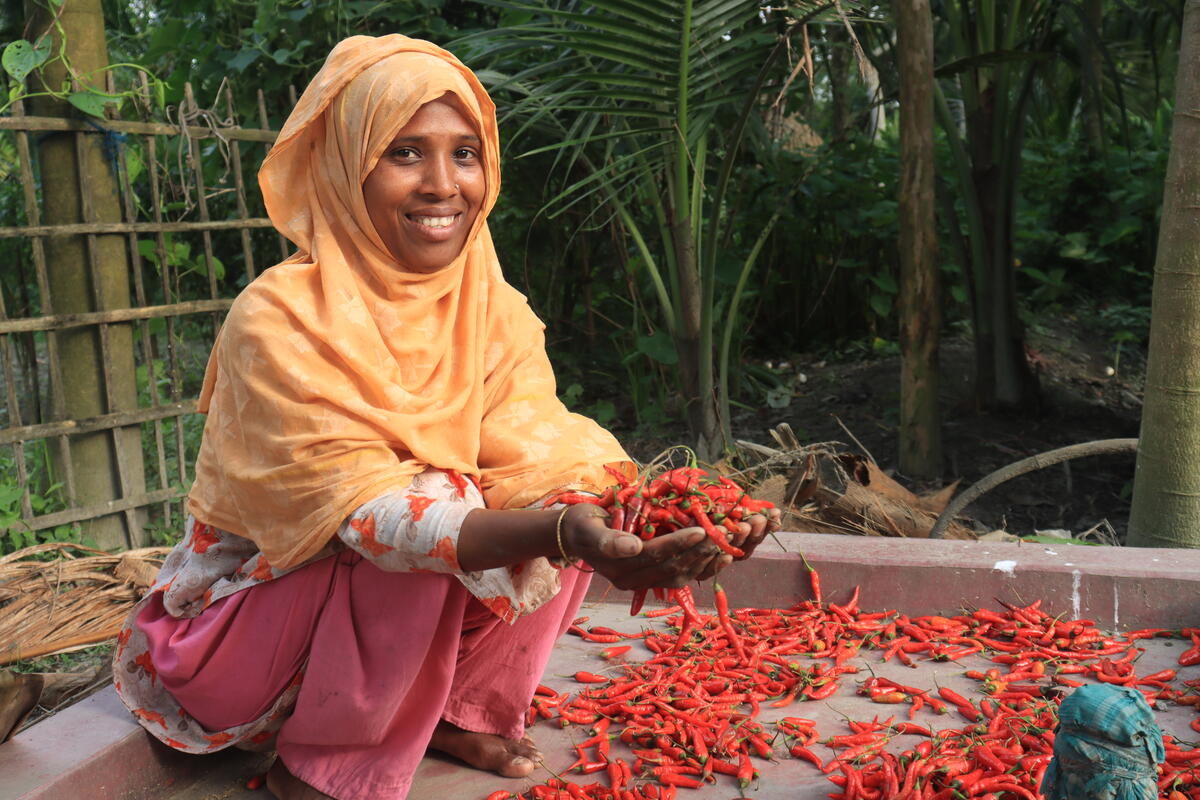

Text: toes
xmin=497 ymin=754 xmax=536 ymax=778
xmin=515 ymin=737 xmax=542 ymax=760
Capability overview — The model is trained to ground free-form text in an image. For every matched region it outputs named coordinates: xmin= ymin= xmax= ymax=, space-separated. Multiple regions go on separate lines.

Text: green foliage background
xmin=0 ymin=0 xmax=1182 ymax=550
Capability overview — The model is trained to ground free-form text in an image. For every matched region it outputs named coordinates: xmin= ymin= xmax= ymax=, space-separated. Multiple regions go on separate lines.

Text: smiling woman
xmin=362 ymin=97 xmax=487 ymax=272
xmin=107 ymin=34 xmax=774 ymax=800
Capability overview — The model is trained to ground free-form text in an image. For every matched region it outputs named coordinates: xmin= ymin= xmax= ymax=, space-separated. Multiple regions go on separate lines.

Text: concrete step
xmin=5 ymin=532 xmax=1200 ymax=800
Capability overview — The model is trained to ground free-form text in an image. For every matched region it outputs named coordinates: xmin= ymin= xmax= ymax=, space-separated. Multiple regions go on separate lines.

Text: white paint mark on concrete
xmin=1064 ymin=563 xmax=1075 ymax=567
xmin=993 ymin=560 xmax=1018 ymax=576
xmin=1112 ymin=583 xmax=1119 ymax=627
xmin=1072 ymin=570 xmax=1082 ymax=620
xmin=1044 ymin=549 xmax=1058 ymax=556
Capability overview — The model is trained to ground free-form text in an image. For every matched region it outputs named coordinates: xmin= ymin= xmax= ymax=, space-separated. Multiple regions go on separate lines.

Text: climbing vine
xmin=2 ymin=0 xmax=166 ymax=117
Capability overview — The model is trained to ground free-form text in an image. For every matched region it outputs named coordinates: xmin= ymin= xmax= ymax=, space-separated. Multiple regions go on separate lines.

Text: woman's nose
xmin=421 ymin=155 xmax=458 ymax=197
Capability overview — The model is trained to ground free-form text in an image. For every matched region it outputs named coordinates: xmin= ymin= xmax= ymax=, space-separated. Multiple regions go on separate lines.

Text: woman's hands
xmin=692 ymin=506 xmax=780 ymax=581
xmin=559 ymin=503 xmax=780 ymax=590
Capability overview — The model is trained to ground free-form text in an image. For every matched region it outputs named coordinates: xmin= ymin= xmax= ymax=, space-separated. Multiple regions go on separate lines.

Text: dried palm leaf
xmin=0 ymin=543 xmax=169 ymax=666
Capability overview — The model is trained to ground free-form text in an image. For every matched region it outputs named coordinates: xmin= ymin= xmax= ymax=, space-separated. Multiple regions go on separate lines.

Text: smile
xmin=410 ymin=214 xmax=458 ymax=229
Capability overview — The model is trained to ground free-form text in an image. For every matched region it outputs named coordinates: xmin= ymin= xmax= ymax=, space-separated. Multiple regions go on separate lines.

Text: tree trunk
xmin=1128 ymin=0 xmax=1200 ymax=548
xmin=1079 ymin=0 xmax=1106 ymax=153
xmin=966 ymin=86 xmax=1038 ymax=411
xmin=896 ymin=0 xmax=942 ymax=479
xmin=26 ymin=0 xmax=146 ymax=549
xmin=671 ymin=211 xmax=721 ymax=461
xmin=824 ymin=27 xmax=851 ymax=140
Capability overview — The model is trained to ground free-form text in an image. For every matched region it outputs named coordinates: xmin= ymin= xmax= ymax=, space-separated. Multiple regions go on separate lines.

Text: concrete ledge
xmin=7 ymin=532 xmax=1196 ymax=800
xmin=0 ymin=690 xmax=181 ymax=800
xmin=0 ymin=683 xmax=234 ymax=800
xmin=587 ymin=531 xmax=1200 ymax=630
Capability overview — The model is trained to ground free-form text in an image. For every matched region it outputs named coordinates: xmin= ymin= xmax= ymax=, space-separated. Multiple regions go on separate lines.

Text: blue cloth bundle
xmin=1041 ymin=683 xmax=1164 ymax=800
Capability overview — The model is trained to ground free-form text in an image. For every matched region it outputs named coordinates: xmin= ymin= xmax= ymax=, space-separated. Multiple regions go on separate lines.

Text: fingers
xmin=566 ymin=506 xmax=641 ymax=560
xmin=605 ymin=530 xmax=716 ymax=590
xmin=695 ymin=552 xmax=733 ymax=582
xmin=596 ymin=529 xmax=643 ymax=559
xmin=638 ymin=528 xmax=708 ymax=559
xmin=734 ymin=512 xmax=775 ymax=560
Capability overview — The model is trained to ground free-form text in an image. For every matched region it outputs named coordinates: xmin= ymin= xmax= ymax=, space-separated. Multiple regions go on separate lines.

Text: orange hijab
xmin=187 ymin=35 xmax=632 ymax=569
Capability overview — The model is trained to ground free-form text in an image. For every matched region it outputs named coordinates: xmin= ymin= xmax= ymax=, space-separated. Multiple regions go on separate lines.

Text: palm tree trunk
xmin=1128 ymin=0 xmax=1200 ymax=548
xmin=896 ymin=0 xmax=942 ymax=479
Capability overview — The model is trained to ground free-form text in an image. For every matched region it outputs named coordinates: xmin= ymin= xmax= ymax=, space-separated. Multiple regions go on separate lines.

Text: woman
xmin=114 ymin=35 xmax=774 ymax=800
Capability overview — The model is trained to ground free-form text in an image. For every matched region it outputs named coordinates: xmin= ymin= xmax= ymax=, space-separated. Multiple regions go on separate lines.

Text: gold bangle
xmin=555 ymin=506 xmax=594 ymax=572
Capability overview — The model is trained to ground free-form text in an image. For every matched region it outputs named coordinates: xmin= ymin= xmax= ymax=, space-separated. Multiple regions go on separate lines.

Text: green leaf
xmin=228 ymin=50 xmax=259 ymax=73
xmin=67 ymin=91 xmax=109 ymax=118
xmin=271 ymin=48 xmax=292 ymax=65
xmin=31 ymin=37 xmax=51 ymax=68
xmin=869 ymin=273 xmax=898 ymax=294
xmin=634 ymin=330 xmax=678 ymax=365
xmin=0 ymin=483 xmax=22 ymax=508
xmin=3 ymin=40 xmax=38 ymax=82
xmin=869 ymin=292 xmax=892 ymax=318
xmin=589 ymin=399 xmax=616 ymax=427
xmin=559 ymin=382 xmax=584 ymax=408
xmin=1059 ymin=232 xmax=1092 ymax=260
xmin=124 ymin=144 xmax=144 ymax=185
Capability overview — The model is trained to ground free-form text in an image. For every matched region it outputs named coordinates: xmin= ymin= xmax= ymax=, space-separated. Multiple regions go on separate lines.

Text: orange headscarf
xmin=187 ymin=35 xmax=632 ymax=569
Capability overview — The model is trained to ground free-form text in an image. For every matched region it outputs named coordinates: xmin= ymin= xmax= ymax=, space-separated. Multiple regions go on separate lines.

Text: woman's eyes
xmin=387 ymin=146 xmax=478 ymax=162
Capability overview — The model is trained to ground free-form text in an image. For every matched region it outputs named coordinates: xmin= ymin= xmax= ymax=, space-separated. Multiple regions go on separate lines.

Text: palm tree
xmin=459 ymin=0 xmax=846 ymax=459
xmin=1127 ymin=0 xmax=1200 ymax=548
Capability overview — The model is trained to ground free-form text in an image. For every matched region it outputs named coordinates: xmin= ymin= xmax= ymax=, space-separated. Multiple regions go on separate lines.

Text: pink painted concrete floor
xmin=5 ymin=532 xmax=1200 ymax=800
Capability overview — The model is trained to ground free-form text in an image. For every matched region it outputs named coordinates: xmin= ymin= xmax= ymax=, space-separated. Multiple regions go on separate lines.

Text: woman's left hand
xmin=694 ymin=508 xmax=781 ymax=581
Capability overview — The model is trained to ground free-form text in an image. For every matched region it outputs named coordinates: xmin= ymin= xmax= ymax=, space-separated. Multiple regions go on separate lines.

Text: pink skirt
xmin=136 ymin=551 xmax=590 ymax=799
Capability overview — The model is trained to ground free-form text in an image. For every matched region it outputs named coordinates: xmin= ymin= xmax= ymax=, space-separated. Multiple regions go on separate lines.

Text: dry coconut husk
xmin=0 ymin=542 xmax=169 ymax=666
xmin=735 ymin=424 xmax=975 ymax=540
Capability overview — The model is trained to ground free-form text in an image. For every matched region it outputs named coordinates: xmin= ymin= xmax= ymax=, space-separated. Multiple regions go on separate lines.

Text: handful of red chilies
xmin=545 ymin=465 xmax=775 ymax=617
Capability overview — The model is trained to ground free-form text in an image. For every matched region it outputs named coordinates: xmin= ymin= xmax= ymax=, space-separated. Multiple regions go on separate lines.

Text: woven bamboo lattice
xmin=0 ymin=542 xmax=169 ymax=666
xmin=0 ymin=75 xmax=291 ymax=549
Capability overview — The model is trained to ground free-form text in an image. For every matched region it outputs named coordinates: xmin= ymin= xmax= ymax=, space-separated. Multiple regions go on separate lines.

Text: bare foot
xmin=427 ymin=719 xmax=542 ymax=778
xmin=266 ymin=758 xmax=336 ymax=800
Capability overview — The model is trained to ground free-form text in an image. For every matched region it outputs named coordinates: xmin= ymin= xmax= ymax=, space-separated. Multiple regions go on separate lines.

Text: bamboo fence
xmin=0 ymin=76 xmax=287 ymax=548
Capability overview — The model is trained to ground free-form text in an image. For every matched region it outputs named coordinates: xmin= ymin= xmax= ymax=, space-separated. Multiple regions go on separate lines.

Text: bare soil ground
xmin=624 ymin=314 xmax=1144 ymax=541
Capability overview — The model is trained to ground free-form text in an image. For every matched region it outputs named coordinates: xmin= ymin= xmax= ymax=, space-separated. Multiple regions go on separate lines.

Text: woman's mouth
xmin=404 ymin=212 xmax=463 ymax=243
xmin=411 ymin=215 xmax=458 ymax=229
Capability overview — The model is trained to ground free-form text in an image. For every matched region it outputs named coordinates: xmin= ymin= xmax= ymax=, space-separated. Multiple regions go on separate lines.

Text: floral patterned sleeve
xmin=337 ymin=467 xmax=565 ymax=623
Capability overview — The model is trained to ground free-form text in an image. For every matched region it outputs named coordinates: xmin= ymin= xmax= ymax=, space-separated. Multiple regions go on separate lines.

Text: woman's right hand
xmin=559 ymin=504 xmax=721 ymax=590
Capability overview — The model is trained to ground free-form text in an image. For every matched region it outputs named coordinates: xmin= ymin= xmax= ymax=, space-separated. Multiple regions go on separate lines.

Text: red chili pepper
xmin=688 ymin=506 xmax=744 ymax=557
xmin=574 ymin=671 xmax=609 ymax=684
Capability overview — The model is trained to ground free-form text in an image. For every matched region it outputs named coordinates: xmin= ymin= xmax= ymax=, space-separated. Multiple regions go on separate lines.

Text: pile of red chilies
xmin=544 ymin=465 xmax=775 ymax=617
xmin=478 ymin=472 xmax=1200 ymax=799
xmin=485 ymin=575 xmax=1200 ymax=799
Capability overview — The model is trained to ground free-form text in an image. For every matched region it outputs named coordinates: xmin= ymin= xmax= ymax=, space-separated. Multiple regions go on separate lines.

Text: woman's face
xmin=362 ymin=98 xmax=486 ymax=272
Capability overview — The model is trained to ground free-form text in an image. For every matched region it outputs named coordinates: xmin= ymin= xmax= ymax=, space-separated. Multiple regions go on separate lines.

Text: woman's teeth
xmin=412 ymin=215 xmax=456 ymax=228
